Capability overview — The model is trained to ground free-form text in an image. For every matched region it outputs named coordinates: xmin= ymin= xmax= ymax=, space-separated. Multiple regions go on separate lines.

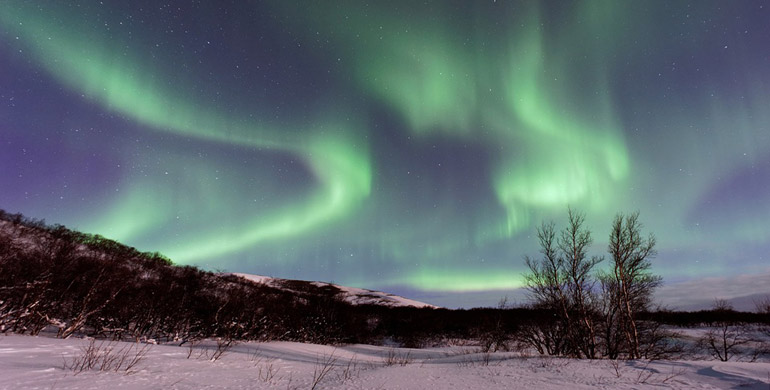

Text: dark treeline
xmin=640 ymin=309 xmax=770 ymax=328
xmin=1 ymin=209 xmax=768 ymax=357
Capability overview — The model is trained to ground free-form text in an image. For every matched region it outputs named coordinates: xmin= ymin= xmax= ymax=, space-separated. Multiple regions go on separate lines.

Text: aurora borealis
xmin=2 ymin=1 xmax=769 ymax=308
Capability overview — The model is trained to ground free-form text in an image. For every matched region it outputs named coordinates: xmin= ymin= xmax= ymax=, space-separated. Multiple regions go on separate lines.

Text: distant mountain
xmin=231 ymin=273 xmax=437 ymax=309
xmin=655 ymin=273 xmax=770 ymax=312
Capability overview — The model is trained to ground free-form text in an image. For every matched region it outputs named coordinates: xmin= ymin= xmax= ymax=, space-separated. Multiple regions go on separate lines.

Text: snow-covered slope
xmin=2 ymin=334 xmax=770 ymax=389
xmin=231 ymin=273 xmax=437 ymax=309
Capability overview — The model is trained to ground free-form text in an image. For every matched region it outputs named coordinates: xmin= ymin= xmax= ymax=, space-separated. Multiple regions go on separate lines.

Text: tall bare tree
xmin=597 ymin=273 xmax=623 ymax=359
xmin=524 ymin=221 xmax=573 ymax=356
xmin=523 ymin=209 xmax=602 ymax=358
xmin=558 ymin=208 xmax=602 ymax=358
xmin=607 ymin=212 xmax=660 ymax=359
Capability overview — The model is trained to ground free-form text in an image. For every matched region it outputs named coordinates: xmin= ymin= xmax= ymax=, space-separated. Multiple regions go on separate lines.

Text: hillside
xmin=0 ymin=209 xmax=387 ymax=343
xmin=1 ymin=209 xmax=500 ymax=347
xmin=232 ymin=273 xmax=436 ymax=309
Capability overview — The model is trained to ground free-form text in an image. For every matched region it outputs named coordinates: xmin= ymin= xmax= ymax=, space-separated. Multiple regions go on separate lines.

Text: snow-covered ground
xmin=2 ymin=334 xmax=769 ymax=389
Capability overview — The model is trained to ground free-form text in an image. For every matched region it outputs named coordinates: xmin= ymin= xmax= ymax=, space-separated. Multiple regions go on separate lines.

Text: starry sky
xmin=2 ymin=1 xmax=769 ymax=308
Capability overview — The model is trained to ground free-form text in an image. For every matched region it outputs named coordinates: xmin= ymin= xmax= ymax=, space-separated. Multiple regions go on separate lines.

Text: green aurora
xmin=2 ymin=1 xmax=769 ymax=306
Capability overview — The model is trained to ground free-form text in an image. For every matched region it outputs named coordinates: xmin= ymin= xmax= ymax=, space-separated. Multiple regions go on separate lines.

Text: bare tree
xmin=558 ymin=208 xmax=602 ymax=358
xmin=516 ymin=308 xmax=568 ymax=356
xmin=523 ymin=209 xmax=602 ymax=358
xmin=700 ymin=299 xmax=754 ymax=361
xmin=597 ymin=272 xmax=623 ymax=359
xmin=755 ymin=296 xmax=770 ymax=358
xmin=524 ymin=221 xmax=573 ymax=356
xmin=478 ymin=297 xmax=512 ymax=353
xmin=756 ymin=296 xmax=770 ymax=338
xmin=756 ymin=296 xmax=770 ymax=315
xmin=607 ymin=212 xmax=661 ymax=359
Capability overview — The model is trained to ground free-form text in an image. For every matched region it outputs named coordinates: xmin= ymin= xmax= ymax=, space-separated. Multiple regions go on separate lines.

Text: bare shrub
xmin=699 ymin=299 xmax=755 ymax=361
xmin=756 ymin=296 xmax=770 ymax=345
xmin=700 ymin=324 xmax=755 ymax=362
xmin=210 ymin=337 xmax=235 ymax=361
xmin=453 ymin=349 xmax=496 ymax=368
xmin=516 ymin=315 xmax=568 ymax=356
xmin=659 ymin=366 xmax=688 ymax=384
xmin=247 ymin=346 xmax=283 ymax=384
xmin=443 ymin=347 xmax=479 ymax=357
xmin=249 ymin=346 xmax=266 ymax=365
xmin=455 ymin=355 xmax=476 ymax=368
xmin=528 ymin=355 xmax=570 ymax=370
xmin=478 ymin=297 xmax=512 ymax=353
xmin=310 ymin=350 xmax=338 ymax=390
xmin=445 ymin=338 xmax=473 ymax=347
xmin=481 ymin=351 xmax=492 ymax=366
xmin=607 ymin=359 xmax=623 ymax=378
xmin=63 ymin=339 xmax=151 ymax=375
xmin=186 ymin=338 xmax=235 ymax=361
xmin=383 ymin=348 xmax=412 ymax=366
xmin=637 ymin=320 xmax=687 ymax=360
xmin=632 ymin=360 xmax=656 ymax=384
xmin=336 ymin=356 xmax=360 ymax=383
xmin=257 ymin=361 xmax=280 ymax=383
xmin=185 ymin=339 xmax=199 ymax=359
xmin=606 ymin=359 xmax=685 ymax=385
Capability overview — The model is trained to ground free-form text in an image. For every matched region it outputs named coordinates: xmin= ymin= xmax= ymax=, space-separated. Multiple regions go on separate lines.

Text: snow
xmin=231 ymin=273 xmax=438 ymax=308
xmin=2 ymin=334 xmax=769 ymax=389
xmin=231 ymin=273 xmax=274 ymax=285
xmin=330 ymin=284 xmax=437 ymax=308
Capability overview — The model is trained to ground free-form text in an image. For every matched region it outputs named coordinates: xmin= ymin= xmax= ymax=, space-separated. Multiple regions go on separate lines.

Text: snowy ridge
xmin=231 ymin=273 xmax=437 ymax=308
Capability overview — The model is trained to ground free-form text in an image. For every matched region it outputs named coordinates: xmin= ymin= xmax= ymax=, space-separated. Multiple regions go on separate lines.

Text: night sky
xmin=2 ymin=1 xmax=769 ymax=308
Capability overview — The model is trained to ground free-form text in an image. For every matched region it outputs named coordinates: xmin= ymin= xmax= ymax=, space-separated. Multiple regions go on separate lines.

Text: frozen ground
xmin=1 ymin=334 xmax=770 ymax=389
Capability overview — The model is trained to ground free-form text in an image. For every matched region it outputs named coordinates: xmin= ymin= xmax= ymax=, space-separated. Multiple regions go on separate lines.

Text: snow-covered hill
xmin=231 ymin=273 xmax=437 ymax=309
